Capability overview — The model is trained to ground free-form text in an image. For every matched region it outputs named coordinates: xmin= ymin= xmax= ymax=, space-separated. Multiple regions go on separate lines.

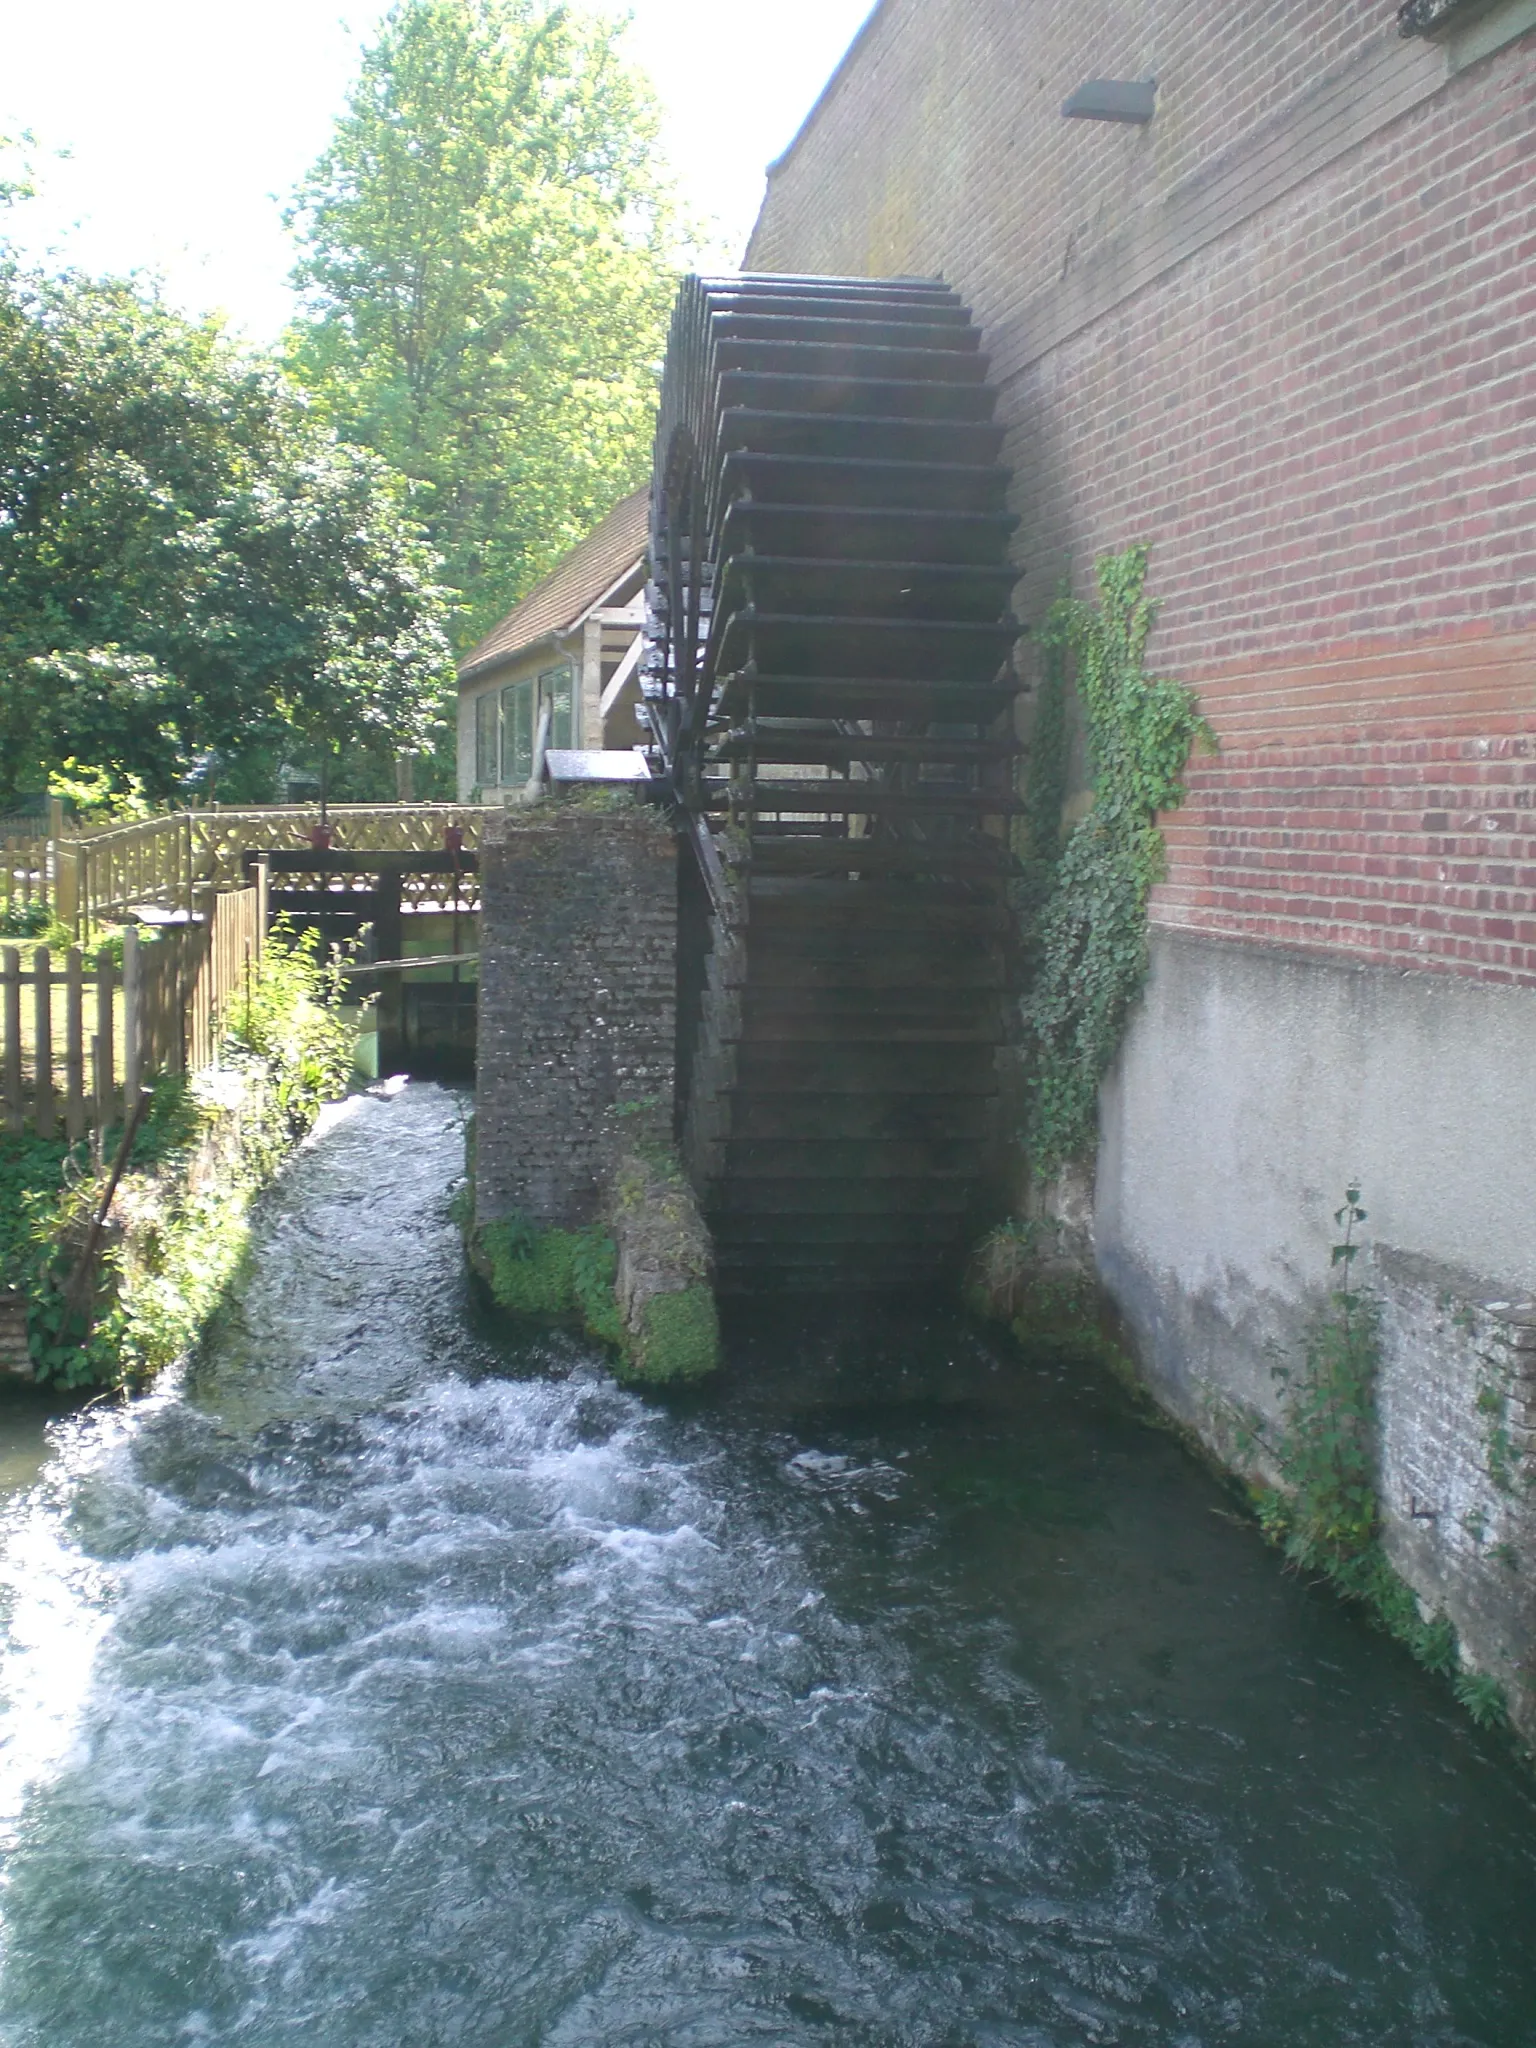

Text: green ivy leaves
xmin=1020 ymin=546 xmax=1214 ymax=1178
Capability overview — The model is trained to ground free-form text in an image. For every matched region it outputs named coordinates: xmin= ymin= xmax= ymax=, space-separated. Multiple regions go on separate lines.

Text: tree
xmin=286 ymin=0 xmax=683 ymax=645
xmin=0 ymin=259 xmax=456 ymax=808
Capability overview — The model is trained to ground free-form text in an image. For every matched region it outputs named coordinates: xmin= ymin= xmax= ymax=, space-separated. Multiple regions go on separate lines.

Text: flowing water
xmin=0 ymin=1080 xmax=1533 ymax=2046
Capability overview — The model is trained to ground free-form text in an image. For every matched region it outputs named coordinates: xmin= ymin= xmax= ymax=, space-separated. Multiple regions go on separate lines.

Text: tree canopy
xmin=0 ymin=259 xmax=456 ymax=809
xmin=286 ymin=0 xmax=683 ymax=646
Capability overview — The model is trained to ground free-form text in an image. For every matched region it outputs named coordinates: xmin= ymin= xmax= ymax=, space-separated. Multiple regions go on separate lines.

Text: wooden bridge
xmin=0 ymin=802 xmax=494 ymax=1132
xmin=51 ymin=804 xmax=492 ymax=934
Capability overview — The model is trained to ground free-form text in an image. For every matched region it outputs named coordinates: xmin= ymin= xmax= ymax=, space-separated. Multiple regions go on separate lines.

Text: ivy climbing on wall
xmin=1018 ymin=546 xmax=1214 ymax=1179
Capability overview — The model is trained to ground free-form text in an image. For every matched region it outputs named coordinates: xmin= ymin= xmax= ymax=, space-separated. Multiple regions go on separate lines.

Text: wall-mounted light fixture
xmin=1061 ymin=78 xmax=1158 ymax=124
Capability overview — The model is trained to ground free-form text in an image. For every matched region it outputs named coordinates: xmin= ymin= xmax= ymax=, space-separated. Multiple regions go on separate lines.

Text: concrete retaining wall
xmin=1098 ymin=929 xmax=1536 ymax=1721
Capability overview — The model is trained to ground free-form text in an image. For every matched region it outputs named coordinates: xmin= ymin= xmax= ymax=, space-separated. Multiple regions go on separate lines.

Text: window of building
xmin=501 ymin=678 xmax=535 ymax=784
xmin=474 ymin=691 xmax=499 ymax=785
xmin=540 ymin=664 xmax=574 ymax=751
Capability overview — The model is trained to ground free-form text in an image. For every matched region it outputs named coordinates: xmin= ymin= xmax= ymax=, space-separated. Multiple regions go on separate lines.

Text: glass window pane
xmin=502 ymin=680 xmax=534 ymax=783
xmin=541 ymin=665 xmax=574 ymax=750
xmin=475 ymin=693 xmax=498 ymax=784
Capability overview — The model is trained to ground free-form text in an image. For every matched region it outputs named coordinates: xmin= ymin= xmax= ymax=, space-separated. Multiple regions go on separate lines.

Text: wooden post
xmin=122 ymin=925 xmax=141 ymax=1119
xmin=54 ymin=838 xmax=79 ymax=939
xmin=2 ymin=948 xmax=20 ymax=1134
xmin=64 ymin=947 xmax=85 ymax=1143
xmin=140 ymin=935 xmax=156 ymax=1079
xmin=373 ymin=869 xmax=404 ymax=1073
xmin=33 ymin=946 xmax=55 ymax=1138
xmin=191 ymin=884 xmax=215 ymax=1070
xmin=96 ymin=951 xmax=116 ymax=1129
xmin=90 ymin=1033 xmax=105 ymax=1167
xmin=255 ymin=856 xmax=270 ymax=971
xmin=46 ymin=798 xmax=65 ymax=919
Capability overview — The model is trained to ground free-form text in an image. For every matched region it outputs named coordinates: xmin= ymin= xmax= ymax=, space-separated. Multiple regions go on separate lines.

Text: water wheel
xmin=645 ymin=273 xmax=1023 ymax=1293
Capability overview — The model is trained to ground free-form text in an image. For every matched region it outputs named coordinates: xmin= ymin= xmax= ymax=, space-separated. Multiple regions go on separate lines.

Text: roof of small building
xmin=458 ymin=486 xmax=650 ymax=685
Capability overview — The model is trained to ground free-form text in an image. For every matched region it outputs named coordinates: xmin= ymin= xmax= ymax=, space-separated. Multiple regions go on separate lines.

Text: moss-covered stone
xmin=476 ymin=1216 xmax=625 ymax=1348
xmin=466 ymin=1100 xmax=720 ymax=1387
xmin=630 ymin=1284 xmax=719 ymax=1386
xmin=605 ymin=1108 xmax=720 ymax=1387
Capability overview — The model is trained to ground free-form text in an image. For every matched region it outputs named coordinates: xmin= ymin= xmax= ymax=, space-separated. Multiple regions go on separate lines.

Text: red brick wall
xmin=747 ymin=1 xmax=1536 ymax=986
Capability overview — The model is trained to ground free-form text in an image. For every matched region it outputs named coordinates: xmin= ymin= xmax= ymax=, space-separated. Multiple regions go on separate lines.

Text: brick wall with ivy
xmin=748 ymin=0 xmax=1536 ymax=986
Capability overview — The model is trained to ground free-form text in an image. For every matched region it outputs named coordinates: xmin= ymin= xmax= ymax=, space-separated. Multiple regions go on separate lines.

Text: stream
xmin=0 ymin=1080 xmax=1532 ymax=2045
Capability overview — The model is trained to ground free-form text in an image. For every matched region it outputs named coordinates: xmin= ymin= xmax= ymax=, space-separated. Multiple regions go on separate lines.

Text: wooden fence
xmin=1 ymin=885 xmax=264 ymax=1143
xmin=188 ymin=885 xmax=263 ymax=1073
xmin=1 ymin=838 xmax=50 ymax=926
xmin=51 ymin=803 xmax=493 ymax=932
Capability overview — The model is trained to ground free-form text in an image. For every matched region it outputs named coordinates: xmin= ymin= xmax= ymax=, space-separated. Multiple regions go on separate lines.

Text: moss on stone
xmin=628 ymin=1284 xmax=720 ymax=1386
xmin=478 ymin=1215 xmax=625 ymax=1348
xmin=469 ymin=1105 xmax=721 ymax=1387
xmin=571 ymin=1232 xmax=625 ymax=1347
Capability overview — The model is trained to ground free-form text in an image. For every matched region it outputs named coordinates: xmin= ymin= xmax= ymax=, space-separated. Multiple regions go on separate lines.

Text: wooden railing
xmin=189 ymin=804 xmax=492 ymax=889
xmin=52 ymin=803 xmax=494 ymax=932
xmin=1 ymin=885 xmax=266 ymax=1144
xmin=60 ymin=813 xmax=194 ymax=935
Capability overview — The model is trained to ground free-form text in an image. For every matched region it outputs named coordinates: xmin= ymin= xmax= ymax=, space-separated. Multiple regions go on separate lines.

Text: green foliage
xmin=479 ymin=1212 xmax=623 ymax=1345
xmin=1019 ymin=547 xmax=1215 ymax=1178
xmin=225 ymin=923 xmax=358 ymax=1135
xmin=0 ymin=259 xmax=455 ymax=806
xmin=1261 ymin=1187 xmax=1381 ymax=1572
xmin=0 ymin=899 xmax=53 ymax=939
xmin=0 ymin=1130 xmax=68 ymax=1286
xmin=1454 ymin=1668 xmax=1511 ymax=1730
xmin=285 ymin=0 xmax=687 ymax=645
xmin=631 ymin=1285 xmax=719 ymax=1387
xmin=0 ymin=131 xmax=38 ymax=213
xmin=46 ymin=757 xmax=154 ymax=823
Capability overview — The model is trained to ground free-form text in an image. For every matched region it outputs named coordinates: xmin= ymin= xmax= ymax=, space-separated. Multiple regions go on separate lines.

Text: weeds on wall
xmin=1252 ymin=1187 xmax=1510 ymax=1731
xmin=1018 ymin=547 xmax=1214 ymax=1179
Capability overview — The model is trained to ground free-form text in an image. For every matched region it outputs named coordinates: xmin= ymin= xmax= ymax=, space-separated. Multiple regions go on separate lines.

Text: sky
xmin=0 ymin=0 xmax=878 ymax=343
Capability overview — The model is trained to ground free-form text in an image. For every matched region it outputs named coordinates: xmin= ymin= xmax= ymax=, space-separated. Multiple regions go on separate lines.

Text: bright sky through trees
xmin=0 ymin=0 xmax=877 ymax=340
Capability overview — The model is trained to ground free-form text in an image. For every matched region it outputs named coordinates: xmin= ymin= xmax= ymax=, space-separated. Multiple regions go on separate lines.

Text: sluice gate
xmin=645 ymin=274 xmax=1023 ymax=1293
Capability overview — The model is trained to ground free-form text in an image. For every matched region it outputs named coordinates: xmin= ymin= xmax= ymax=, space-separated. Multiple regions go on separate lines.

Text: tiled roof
xmin=457 ymin=487 xmax=649 ymax=683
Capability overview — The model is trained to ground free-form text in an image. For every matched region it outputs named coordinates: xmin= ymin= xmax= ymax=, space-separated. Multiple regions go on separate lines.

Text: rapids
xmin=0 ymin=1081 xmax=1531 ymax=2045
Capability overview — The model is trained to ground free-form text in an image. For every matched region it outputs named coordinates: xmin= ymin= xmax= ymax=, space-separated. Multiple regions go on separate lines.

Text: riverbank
xmin=0 ymin=931 xmax=355 ymax=1390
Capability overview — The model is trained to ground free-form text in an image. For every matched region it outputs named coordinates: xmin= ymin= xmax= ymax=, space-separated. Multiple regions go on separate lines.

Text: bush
xmin=225 ymin=921 xmax=356 ymax=1134
xmin=0 ymin=899 xmax=52 ymax=939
